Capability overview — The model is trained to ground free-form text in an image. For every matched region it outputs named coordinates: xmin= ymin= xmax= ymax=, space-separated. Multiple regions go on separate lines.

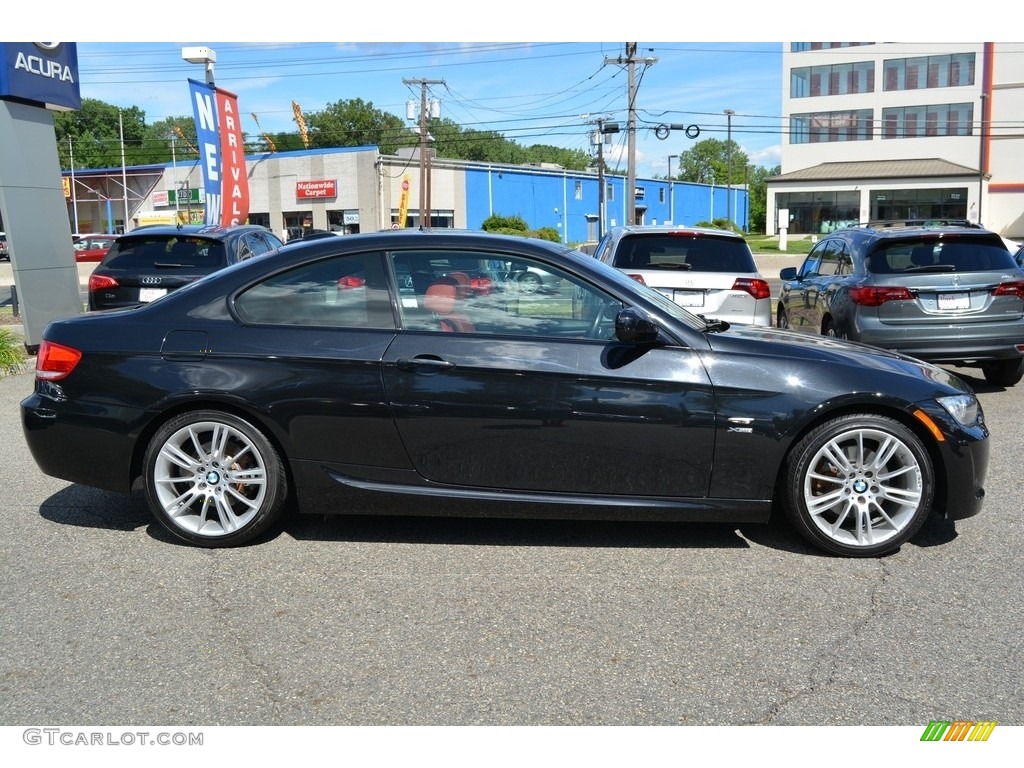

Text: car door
xmin=381 ymin=247 xmax=716 ymax=499
xmin=780 ymin=244 xmax=825 ymax=330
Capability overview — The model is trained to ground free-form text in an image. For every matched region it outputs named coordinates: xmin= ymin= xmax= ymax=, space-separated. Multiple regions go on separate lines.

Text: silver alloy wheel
xmin=801 ymin=426 xmax=924 ymax=549
xmin=151 ymin=419 xmax=268 ymax=538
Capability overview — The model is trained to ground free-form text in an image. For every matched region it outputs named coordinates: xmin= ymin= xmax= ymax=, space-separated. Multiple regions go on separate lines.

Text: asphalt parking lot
xmin=1 ymin=344 xmax=1021 ymax=727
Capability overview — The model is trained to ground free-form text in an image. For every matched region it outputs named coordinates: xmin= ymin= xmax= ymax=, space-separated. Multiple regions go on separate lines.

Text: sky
xmin=66 ymin=40 xmax=783 ymax=180
xmin=13 ymin=3 xmax=994 ymax=181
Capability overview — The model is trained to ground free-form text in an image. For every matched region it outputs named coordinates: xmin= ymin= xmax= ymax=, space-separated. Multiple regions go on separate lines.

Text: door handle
xmin=396 ymin=355 xmax=456 ymax=371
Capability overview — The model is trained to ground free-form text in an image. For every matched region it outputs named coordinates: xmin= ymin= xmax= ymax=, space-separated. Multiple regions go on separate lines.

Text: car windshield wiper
xmin=650 ymin=262 xmax=692 ymax=270
xmin=902 ymin=264 xmax=956 ymax=273
xmin=698 ymin=314 xmax=729 ymax=332
xmin=153 ymin=262 xmax=195 ymax=268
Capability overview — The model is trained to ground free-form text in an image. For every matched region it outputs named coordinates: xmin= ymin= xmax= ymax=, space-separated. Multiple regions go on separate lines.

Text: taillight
xmin=849 ymin=285 xmax=914 ymax=307
xmin=732 ymin=277 xmax=771 ymax=300
xmin=626 ymin=273 xmax=647 ymax=285
xmin=469 ymin=276 xmax=493 ymax=295
xmin=36 ymin=340 xmax=82 ymax=381
xmin=88 ymin=274 xmax=118 ymax=292
xmin=992 ymin=280 xmax=1024 ymax=300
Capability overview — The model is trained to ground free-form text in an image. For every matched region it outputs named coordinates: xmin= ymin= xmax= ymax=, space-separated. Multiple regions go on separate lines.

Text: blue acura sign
xmin=0 ymin=42 xmax=80 ymax=111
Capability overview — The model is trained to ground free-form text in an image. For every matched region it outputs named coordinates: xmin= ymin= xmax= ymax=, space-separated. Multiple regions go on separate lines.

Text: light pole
xmin=182 ymin=46 xmax=216 ymax=86
xmin=667 ymin=154 xmax=678 ymax=225
xmin=724 ymin=109 xmax=735 ymax=227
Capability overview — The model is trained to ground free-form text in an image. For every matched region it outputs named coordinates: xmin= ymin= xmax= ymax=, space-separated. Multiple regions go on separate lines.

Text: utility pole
xmin=588 ymin=115 xmax=618 ymax=239
xmin=604 ymin=44 xmax=656 ymax=227
xmin=404 ymin=78 xmax=445 ymax=229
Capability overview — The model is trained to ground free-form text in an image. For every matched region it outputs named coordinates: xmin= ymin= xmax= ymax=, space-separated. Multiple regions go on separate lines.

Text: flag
xmin=188 ymin=78 xmax=250 ymax=227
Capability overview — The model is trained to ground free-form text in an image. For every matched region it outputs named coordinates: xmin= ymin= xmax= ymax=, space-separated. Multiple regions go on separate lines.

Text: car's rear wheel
xmin=782 ymin=414 xmax=934 ymax=557
xmin=143 ymin=411 xmax=288 ymax=547
xmin=981 ymin=358 xmax=1024 ymax=387
xmin=776 ymin=306 xmax=789 ymax=329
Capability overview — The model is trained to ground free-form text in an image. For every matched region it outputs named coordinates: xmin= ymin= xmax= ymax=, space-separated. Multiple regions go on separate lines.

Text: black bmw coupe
xmin=22 ymin=230 xmax=989 ymax=557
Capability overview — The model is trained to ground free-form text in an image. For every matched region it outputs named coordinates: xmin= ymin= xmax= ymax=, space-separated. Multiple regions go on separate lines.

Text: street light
xmin=667 ymin=154 xmax=678 ymax=225
xmin=724 ymin=109 xmax=735 ymax=227
xmin=182 ymin=46 xmax=216 ymax=86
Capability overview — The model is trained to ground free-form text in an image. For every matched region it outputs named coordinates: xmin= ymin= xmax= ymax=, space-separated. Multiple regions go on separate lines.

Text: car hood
xmin=702 ymin=322 xmax=973 ymax=395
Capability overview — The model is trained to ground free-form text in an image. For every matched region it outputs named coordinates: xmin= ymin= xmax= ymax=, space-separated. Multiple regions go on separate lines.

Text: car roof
xmin=826 ymin=222 xmax=1004 ymax=244
xmin=118 ymin=224 xmax=270 ymax=240
xmin=605 ymin=225 xmax=746 ymax=241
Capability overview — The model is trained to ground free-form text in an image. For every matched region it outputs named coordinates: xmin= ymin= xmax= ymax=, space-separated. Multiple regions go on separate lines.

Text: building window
xmin=880 ymin=103 xmax=973 ymax=138
xmin=792 ymin=62 xmax=874 ymax=98
xmin=574 ymin=180 xmax=583 ymax=200
xmin=606 ymin=183 xmax=615 ymax=202
xmin=659 ymin=187 xmax=666 ymax=204
xmin=791 ymin=42 xmax=873 ymax=52
xmin=790 ymin=110 xmax=874 ymax=144
xmin=883 ymin=53 xmax=975 ymax=91
xmin=775 ymin=190 xmax=860 ymax=235
xmin=869 ymin=187 xmax=969 ymax=221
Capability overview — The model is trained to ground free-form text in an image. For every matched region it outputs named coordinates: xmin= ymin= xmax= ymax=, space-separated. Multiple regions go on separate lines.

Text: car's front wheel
xmin=143 ymin=411 xmax=288 ymax=547
xmin=981 ymin=358 xmax=1024 ymax=387
xmin=782 ymin=414 xmax=934 ymax=557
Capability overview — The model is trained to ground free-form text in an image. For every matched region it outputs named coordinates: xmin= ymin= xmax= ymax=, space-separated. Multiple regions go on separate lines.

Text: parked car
xmin=593 ymin=225 xmax=771 ymax=326
xmin=72 ymin=233 xmax=117 ymax=263
xmin=0 ymin=231 xmax=8 ymax=261
xmin=87 ymin=224 xmax=284 ymax=311
xmin=23 ymin=230 xmax=989 ymax=557
xmin=776 ymin=222 xmax=1024 ymax=386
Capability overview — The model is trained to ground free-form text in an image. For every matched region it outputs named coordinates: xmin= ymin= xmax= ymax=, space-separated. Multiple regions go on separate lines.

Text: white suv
xmin=593 ymin=226 xmax=771 ymax=326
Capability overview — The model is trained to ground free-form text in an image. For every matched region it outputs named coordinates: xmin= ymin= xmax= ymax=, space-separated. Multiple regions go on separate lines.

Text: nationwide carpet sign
xmin=188 ymin=78 xmax=250 ymax=226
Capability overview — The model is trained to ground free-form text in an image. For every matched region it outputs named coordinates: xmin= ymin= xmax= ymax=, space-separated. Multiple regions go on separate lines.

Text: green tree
xmin=54 ymin=99 xmax=149 ymax=169
xmin=747 ymin=164 xmax=779 ymax=234
xmin=679 ymin=138 xmax=749 ymax=186
xmin=304 ymin=98 xmax=414 ymax=154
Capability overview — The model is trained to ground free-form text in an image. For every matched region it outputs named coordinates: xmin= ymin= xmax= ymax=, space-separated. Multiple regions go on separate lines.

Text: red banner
xmin=216 ymin=87 xmax=250 ymax=226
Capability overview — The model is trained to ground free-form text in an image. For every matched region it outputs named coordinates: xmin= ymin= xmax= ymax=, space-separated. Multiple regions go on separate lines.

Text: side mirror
xmin=615 ymin=307 xmax=659 ymax=344
xmin=780 ymin=266 xmax=798 ymax=280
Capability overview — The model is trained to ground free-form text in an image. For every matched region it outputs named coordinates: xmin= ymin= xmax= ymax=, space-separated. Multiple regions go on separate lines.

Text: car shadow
xmin=37 ymin=485 xmax=954 ymax=555
xmin=36 ymin=485 xmax=789 ymax=552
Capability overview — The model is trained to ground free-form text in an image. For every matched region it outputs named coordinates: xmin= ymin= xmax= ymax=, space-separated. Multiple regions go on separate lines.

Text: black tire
xmin=782 ymin=414 xmax=934 ymax=557
xmin=981 ymin=358 xmax=1024 ymax=387
xmin=776 ymin=306 xmax=789 ymax=329
xmin=142 ymin=410 xmax=288 ymax=547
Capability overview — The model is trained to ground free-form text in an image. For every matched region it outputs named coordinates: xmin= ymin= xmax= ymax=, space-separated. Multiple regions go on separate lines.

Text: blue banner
xmin=188 ymin=78 xmax=221 ymax=225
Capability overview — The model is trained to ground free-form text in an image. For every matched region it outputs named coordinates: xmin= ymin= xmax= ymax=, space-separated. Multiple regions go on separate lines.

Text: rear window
xmin=611 ymin=234 xmax=756 ymax=273
xmin=103 ymin=236 xmax=227 ymax=270
xmin=867 ymin=235 xmax=1017 ymax=274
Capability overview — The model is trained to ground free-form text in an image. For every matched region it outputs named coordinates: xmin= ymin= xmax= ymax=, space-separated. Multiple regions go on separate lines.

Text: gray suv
xmin=777 ymin=223 xmax=1024 ymax=386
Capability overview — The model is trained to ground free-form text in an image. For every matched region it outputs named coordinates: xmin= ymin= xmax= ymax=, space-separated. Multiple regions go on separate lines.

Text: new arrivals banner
xmin=188 ymin=78 xmax=250 ymax=227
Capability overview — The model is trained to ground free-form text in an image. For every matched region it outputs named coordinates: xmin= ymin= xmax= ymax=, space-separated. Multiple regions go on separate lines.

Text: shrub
xmin=482 ymin=214 xmax=528 ymax=232
xmin=0 ymin=328 xmax=27 ymax=376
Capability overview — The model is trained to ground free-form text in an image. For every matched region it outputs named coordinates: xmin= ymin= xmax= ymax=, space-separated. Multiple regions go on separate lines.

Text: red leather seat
xmin=424 ymin=278 xmax=475 ymax=333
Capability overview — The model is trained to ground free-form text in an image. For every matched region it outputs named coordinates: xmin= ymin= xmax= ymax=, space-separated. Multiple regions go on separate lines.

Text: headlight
xmin=936 ymin=394 xmax=980 ymax=427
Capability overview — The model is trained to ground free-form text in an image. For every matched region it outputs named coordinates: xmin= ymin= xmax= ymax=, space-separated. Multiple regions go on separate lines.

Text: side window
xmin=799 ymin=242 xmax=828 ymax=278
xmin=389 ymin=249 xmax=622 ymax=341
xmin=234 ymin=251 xmax=395 ymax=329
xmin=817 ymin=242 xmax=842 ymax=277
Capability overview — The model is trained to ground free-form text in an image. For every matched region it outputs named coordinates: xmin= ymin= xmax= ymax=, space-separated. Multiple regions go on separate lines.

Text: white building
xmin=767 ymin=42 xmax=1024 ymax=240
